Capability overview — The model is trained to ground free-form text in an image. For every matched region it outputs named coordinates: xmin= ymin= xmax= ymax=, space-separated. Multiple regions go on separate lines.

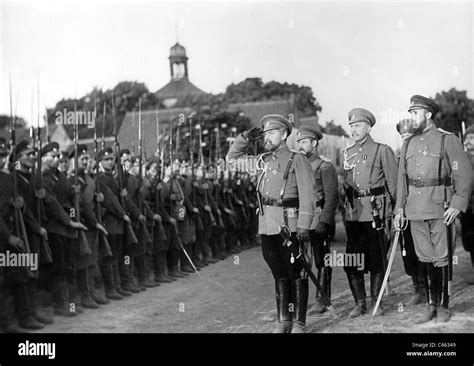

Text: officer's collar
xmin=271 ymin=142 xmax=289 ymax=158
xmin=307 ymin=150 xmax=320 ymax=162
xmin=355 ymin=134 xmax=373 ymax=148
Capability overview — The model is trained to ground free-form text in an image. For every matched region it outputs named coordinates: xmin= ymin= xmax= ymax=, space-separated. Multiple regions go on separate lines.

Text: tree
xmin=322 ymin=119 xmax=349 ymax=137
xmin=433 ymin=88 xmax=474 ymax=136
xmin=0 ymin=115 xmax=27 ymax=130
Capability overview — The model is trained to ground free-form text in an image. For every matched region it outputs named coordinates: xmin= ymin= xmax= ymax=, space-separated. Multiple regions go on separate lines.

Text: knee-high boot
xmin=273 ymin=278 xmax=292 ymax=333
xmin=291 ymin=278 xmax=309 ymax=333
xmin=416 ymin=263 xmax=437 ymax=323
xmin=347 ymin=272 xmax=367 ymax=318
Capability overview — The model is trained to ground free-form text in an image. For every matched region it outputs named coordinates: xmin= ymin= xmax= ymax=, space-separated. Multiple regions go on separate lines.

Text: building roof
xmin=155 ymin=79 xmax=206 ymax=99
xmin=169 ymin=42 xmax=187 ymax=59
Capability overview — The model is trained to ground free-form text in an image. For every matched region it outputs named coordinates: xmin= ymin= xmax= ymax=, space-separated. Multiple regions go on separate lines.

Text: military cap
xmin=58 ymin=151 xmax=69 ymax=162
xmin=146 ymin=156 xmax=159 ymax=170
xmin=41 ymin=142 xmax=60 ymax=157
xmin=15 ymin=140 xmax=35 ymax=157
xmin=296 ymin=125 xmax=323 ymax=142
xmin=69 ymin=144 xmax=88 ymax=159
xmin=260 ymin=114 xmax=292 ymax=135
xmin=98 ymin=147 xmax=115 ymax=161
xmin=408 ymin=95 xmax=439 ymax=116
xmin=465 ymin=124 xmax=474 ymax=136
xmin=348 ymin=108 xmax=376 ymax=127
xmin=396 ymin=119 xmax=413 ymax=135
xmin=120 ymin=149 xmax=132 ymax=163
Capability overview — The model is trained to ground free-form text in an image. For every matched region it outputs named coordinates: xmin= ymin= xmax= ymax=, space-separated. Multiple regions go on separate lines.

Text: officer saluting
xmin=342 ymin=108 xmax=398 ymax=317
xmin=394 ymin=95 xmax=473 ymax=323
xmin=296 ymin=125 xmax=339 ymax=314
xmin=227 ymin=115 xmax=316 ymax=333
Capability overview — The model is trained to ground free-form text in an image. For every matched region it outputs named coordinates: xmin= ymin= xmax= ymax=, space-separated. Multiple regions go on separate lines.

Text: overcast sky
xmin=1 ymin=0 xmax=473 ymax=149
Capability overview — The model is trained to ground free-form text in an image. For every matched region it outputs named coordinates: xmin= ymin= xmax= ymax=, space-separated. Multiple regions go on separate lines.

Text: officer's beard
xmin=408 ymin=118 xmax=427 ymax=135
xmin=299 ymin=148 xmax=312 ymax=158
xmin=264 ymin=139 xmax=282 ymax=152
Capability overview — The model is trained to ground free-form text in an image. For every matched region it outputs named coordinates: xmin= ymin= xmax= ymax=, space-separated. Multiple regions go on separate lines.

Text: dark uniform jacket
xmin=308 ymin=152 xmax=339 ymax=228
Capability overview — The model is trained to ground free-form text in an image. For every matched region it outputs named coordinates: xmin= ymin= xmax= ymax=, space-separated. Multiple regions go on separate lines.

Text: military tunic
xmin=395 ymin=125 xmax=473 ymax=265
xmin=227 ymin=135 xmax=316 ymax=235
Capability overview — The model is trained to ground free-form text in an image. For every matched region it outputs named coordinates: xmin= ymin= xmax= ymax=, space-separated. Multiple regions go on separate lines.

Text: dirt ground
xmin=34 ymin=220 xmax=474 ymax=333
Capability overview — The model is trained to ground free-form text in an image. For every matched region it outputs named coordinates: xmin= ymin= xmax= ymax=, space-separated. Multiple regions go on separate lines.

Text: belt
xmin=407 ymin=177 xmax=452 ymax=188
xmin=261 ymin=197 xmax=299 ymax=208
xmin=353 ymin=186 xmax=385 ymax=198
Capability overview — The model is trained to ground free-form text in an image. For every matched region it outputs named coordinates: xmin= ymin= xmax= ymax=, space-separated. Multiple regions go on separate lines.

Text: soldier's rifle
xmin=197 ymin=120 xmax=216 ymax=227
xmin=93 ymin=100 xmax=112 ymax=257
xmin=35 ymin=80 xmax=52 ymax=264
xmin=9 ymin=76 xmax=35 ymax=278
xmin=73 ymin=102 xmax=92 ymax=256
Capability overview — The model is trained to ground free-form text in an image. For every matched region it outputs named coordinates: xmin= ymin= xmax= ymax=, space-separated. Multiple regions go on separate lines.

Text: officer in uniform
xmin=227 ymin=114 xmax=316 ymax=333
xmin=395 ymin=95 xmax=473 ymax=323
xmin=342 ymin=108 xmax=398 ymax=317
xmin=296 ymin=125 xmax=339 ymax=314
xmin=460 ymin=124 xmax=474 ymax=281
xmin=395 ymin=120 xmax=426 ymax=306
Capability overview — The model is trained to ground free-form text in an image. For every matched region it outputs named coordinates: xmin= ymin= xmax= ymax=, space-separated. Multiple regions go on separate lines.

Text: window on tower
xmin=172 ymin=63 xmax=185 ymax=79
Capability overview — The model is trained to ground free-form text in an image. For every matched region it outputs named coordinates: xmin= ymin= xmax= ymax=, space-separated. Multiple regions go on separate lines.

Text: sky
xmin=1 ymin=0 xmax=473 ymax=149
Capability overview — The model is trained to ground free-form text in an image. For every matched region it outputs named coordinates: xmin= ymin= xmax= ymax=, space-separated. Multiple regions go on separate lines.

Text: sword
xmin=174 ymin=226 xmax=202 ymax=278
xmin=372 ymin=229 xmax=401 ymax=316
xmin=282 ymin=230 xmax=338 ymax=319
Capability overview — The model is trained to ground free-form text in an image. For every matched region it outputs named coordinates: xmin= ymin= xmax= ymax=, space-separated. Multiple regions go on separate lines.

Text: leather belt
xmin=261 ymin=197 xmax=299 ymax=208
xmin=353 ymin=186 xmax=385 ymax=198
xmin=407 ymin=177 xmax=452 ymax=188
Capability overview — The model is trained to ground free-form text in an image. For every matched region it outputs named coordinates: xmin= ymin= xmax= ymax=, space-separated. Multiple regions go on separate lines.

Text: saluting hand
xmin=444 ymin=207 xmax=460 ymax=226
xmin=242 ymin=127 xmax=264 ymax=142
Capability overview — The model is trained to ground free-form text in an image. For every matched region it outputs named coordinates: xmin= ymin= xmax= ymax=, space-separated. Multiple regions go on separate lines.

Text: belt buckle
xmin=413 ymin=178 xmax=423 ymax=187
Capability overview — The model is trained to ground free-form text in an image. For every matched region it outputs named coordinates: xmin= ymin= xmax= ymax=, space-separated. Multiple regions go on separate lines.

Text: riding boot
xmin=370 ymin=272 xmax=384 ymax=316
xmin=153 ymin=252 xmax=172 ymax=284
xmin=436 ymin=265 xmax=450 ymax=323
xmin=102 ymin=259 xmax=123 ymax=300
xmin=291 ymin=278 xmax=309 ymax=333
xmin=136 ymin=255 xmax=156 ymax=288
xmin=347 ymin=272 xmax=367 ymax=318
xmin=89 ymin=265 xmax=110 ymax=305
xmin=404 ymin=275 xmax=425 ymax=306
xmin=273 ymin=278 xmax=292 ymax=333
xmin=308 ymin=268 xmax=324 ymax=314
xmin=77 ymin=269 xmax=99 ymax=309
xmin=416 ymin=263 xmax=437 ymax=323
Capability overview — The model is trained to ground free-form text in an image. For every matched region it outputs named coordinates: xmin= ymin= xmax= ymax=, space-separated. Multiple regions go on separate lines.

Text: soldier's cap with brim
xmin=464 ymin=124 xmax=474 ymax=136
xmin=120 ymin=148 xmax=131 ymax=163
xmin=348 ymin=108 xmax=376 ymax=127
xmin=408 ymin=95 xmax=439 ymax=116
xmin=146 ymin=156 xmax=160 ymax=170
xmin=69 ymin=144 xmax=88 ymax=159
xmin=396 ymin=119 xmax=413 ymax=135
xmin=41 ymin=142 xmax=60 ymax=157
xmin=260 ymin=114 xmax=292 ymax=135
xmin=98 ymin=147 xmax=115 ymax=161
xmin=15 ymin=140 xmax=35 ymax=157
xmin=296 ymin=125 xmax=323 ymax=142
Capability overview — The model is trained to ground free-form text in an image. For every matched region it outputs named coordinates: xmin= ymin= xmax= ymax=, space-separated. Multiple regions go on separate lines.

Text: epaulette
xmin=320 ymin=154 xmax=332 ymax=163
xmin=343 ymin=143 xmax=355 ymax=152
xmin=437 ymin=128 xmax=453 ymax=135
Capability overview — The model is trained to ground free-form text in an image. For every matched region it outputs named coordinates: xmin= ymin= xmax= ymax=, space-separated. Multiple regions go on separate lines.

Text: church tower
xmin=169 ymin=42 xmax=188 ymax=80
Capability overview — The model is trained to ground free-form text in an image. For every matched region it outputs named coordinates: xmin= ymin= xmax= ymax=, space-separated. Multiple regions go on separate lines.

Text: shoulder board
xmin=343 ymin=143 xmax=355 ymax=152
xmin=320 ymin=154 xmax=331 ymax=163
xmin=437 ymin=128 xmax=453 ymax=135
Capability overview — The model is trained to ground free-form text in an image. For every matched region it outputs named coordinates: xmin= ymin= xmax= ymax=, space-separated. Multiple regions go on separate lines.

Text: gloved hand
xmin=393 ymin=209 xmax=404 ymax=230
xmin=242 ymin=127 xmax=264 ymax=142
xmin=296 ymin=228 xmax=310 ymax=243
xmin=315 ymin=221 xmax=329 ymax=237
